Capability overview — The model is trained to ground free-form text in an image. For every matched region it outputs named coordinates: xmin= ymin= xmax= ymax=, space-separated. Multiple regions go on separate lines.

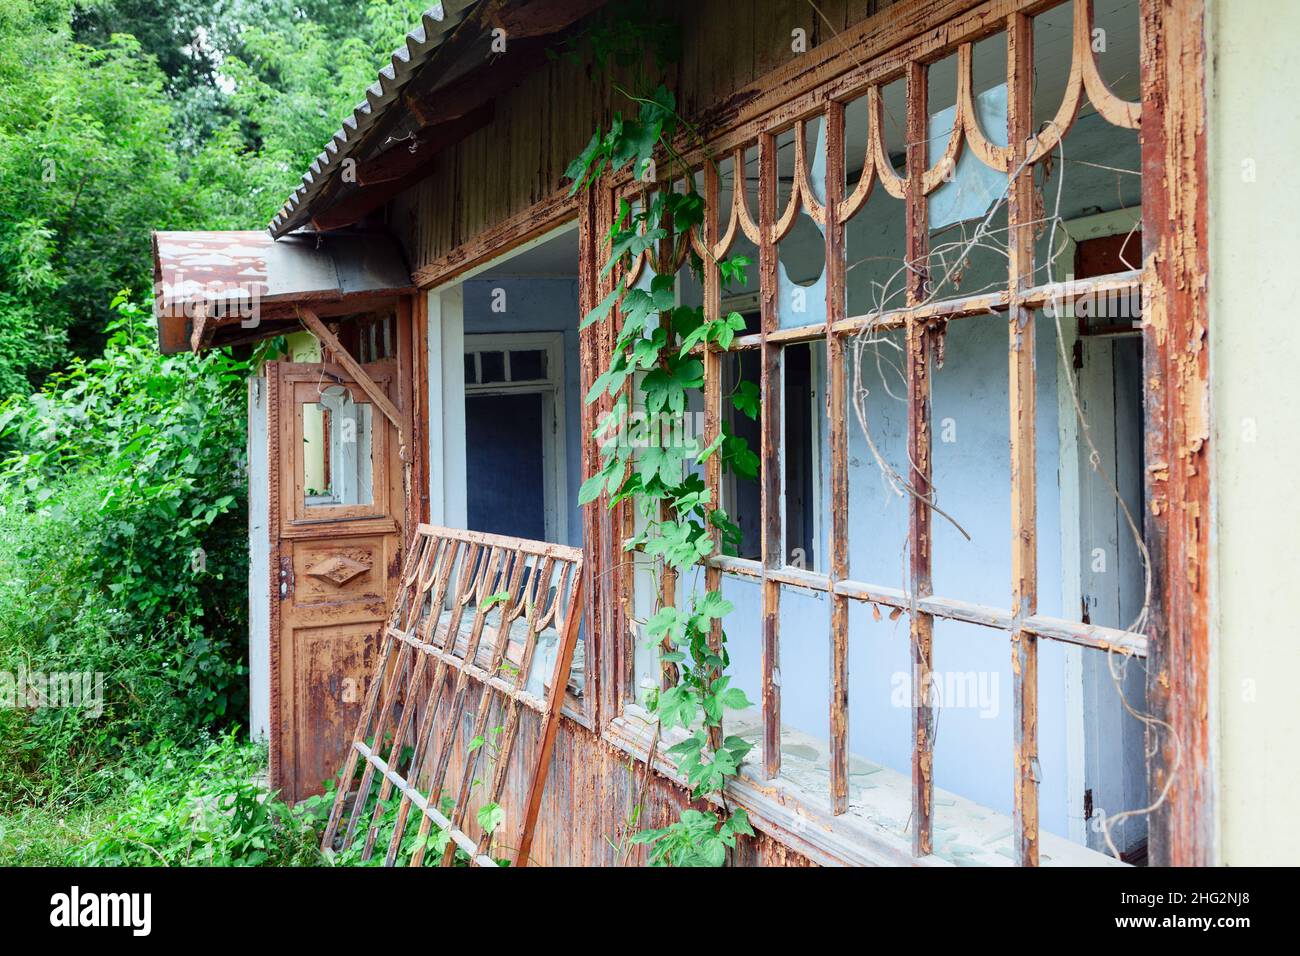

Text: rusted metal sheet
xmin=322 ymin=525 xmax=583 ymax=866
xmin=151 ymin=230 xmax=412 ymax=353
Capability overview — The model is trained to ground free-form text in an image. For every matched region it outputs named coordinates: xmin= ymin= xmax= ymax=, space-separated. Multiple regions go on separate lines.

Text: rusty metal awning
xmin=151 ymin=230 xmax=413 ymax=353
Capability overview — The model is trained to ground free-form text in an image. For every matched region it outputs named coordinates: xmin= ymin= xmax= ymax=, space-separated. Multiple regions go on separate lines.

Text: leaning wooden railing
xmin=321 ymin=524 xmax=583 ymax=866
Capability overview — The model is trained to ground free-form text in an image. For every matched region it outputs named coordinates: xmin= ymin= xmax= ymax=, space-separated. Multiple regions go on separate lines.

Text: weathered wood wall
xmin=385 ymin=0 xmax=915 ymax=867
xmin=388 ymin=0 xmax=900 ymax=273
xmin=483 ymin=707 xmax=813 ymax=866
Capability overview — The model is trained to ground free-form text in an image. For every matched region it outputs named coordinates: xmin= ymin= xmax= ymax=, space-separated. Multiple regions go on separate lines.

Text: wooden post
xmin=759 ymin=131 xmax=783 ymax=781
xmin=703 ymin=160 xmax=726 ymax=752
xmin=1007 ymin=11 xmax=1040 ymax=868
xmin=1139 ymin=0 xmax=1213 ymax=866
xmin=824 ymin=101 xmax=850 ymax=816
xmin=904 ymin=61 xmax=935 ymax=859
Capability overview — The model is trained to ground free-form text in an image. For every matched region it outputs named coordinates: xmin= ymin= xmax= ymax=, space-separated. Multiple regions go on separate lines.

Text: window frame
xmin=577 ymin=0 xmax=1210 ymax=867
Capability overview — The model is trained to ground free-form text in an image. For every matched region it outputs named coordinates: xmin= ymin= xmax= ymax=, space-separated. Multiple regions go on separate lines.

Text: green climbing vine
xmin=562 ymin=9 xmax=762 ymax=867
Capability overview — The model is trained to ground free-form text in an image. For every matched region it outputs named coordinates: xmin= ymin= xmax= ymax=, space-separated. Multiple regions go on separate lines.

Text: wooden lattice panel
xmin=321 ymin=524 xmax=583 ymax=866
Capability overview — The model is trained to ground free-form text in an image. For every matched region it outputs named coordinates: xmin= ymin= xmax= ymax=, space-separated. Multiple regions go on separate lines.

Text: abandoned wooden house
xmin=149 ymin=0 xmax=1296 ymax=866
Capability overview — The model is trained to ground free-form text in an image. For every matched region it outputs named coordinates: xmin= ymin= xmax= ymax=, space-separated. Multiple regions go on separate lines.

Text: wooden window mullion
xmin=657 ymin=185 xmax=680 ymax=693
xmin=904 ymin=60 xmax=935 ymax=859
xmin=1007 ymin=11 xmax=1040 ymax=868
xmin=759 ymin=131 xmax=782 ymax=781
xmin=577 ymin=185 xmax=611 ymax=727
xmin=824 ymin=101 xmax=850 ymax=815
xmin=702 ymin=162 xmax=725 ymax=752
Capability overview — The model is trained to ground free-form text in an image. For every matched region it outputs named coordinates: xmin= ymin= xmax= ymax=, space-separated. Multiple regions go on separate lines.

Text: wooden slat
xmin=1007 ymin=11 xmax=1039 ymax=868
xmin=657 ymin=188 xmax=680 ymax=693
xmin=297 ymin=306 xmax=405 ymax=445
xmin=514 ymin=570 xmax=585 ymax=866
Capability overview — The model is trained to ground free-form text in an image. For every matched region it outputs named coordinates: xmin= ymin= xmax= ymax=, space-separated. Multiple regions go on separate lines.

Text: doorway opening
xmin=424 ymin=222 xmax=588 ymax=716
xmin=463 ymin=332 xmax=567 ymax=543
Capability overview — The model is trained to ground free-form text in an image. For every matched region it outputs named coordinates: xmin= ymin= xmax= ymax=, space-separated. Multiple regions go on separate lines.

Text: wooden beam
xmin=310 ymin=105 xmax=495 ymax=231
xmin=413 ymin=187 xmax=579 ymax=289
xmin=493 ymin=0 xmax=608 ymax=39
xmin=401 ymin=43 xmax=546 ymax=129
xmin=297 ymin=306 xmax=405 ymax=450
xmin=657 ymin=189 xmax=680 ymax=694
xmin=703 ymin=158 xmax=725 ymax=754
xmin=355 ymin=102 xmax=494 ymax=186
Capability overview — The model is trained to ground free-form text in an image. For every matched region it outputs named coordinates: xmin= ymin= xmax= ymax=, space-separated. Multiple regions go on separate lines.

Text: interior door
xmin=268 ymin=358 xmax=405 ymax=804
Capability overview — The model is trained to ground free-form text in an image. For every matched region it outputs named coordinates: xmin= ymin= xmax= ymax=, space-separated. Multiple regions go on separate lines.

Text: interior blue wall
xmin=720 ymin=112 xmax=1140 ymax=839
xmin=462 ymin=276 xmax=583 ymax=549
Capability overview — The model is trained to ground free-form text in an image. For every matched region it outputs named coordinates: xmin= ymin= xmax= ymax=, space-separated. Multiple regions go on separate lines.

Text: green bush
xmin=0 ymin=734 xmax=322 ymax=866
xmin=0 ymin=295 xmax=249 ymax=803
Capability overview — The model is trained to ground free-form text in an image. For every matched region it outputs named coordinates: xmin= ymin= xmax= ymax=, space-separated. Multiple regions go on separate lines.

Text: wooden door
xmin=267 ymin=357 xmax=406 ymax=804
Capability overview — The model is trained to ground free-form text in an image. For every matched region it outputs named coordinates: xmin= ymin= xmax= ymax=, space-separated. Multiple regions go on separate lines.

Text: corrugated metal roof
xmin=153 ymin=230 xmax=412 ymax=352
xmin=268 ymin=1 xmax=480 ymax=239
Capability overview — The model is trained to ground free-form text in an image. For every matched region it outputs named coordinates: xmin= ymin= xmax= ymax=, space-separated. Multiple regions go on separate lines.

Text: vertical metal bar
xmin=759 ymin=131 xmax=782 ymax=781
xmin=824 ymin=101 xmax=850 ymax=815
xmin=1007 ymin=11 xmax=1040 ymax=868
xmin=904 ymin=60 xmax=935 ymax=858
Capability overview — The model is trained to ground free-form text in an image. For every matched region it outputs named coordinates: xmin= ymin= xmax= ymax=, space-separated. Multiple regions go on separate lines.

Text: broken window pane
xmin=479 ymin=350 xmax=506 ymax=384
xmin=782 ymin=342 xmax=828 ymax=572
xmin=722 ymin=347 xmax=762 ymax=561
xmin=302 ymin=385 xmax=374 ymax=507
xmin=509 ymin=348 xmax=546 ymax=381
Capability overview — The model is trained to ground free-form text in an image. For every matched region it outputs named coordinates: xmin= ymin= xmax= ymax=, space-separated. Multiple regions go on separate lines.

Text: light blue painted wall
xmin=462 ymin=277 xmax=584 ymax=549
xmin=720 ymin=112 xmax=1140 ymax=838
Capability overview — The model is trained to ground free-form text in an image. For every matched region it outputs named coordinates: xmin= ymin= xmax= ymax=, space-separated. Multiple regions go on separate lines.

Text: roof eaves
xmin=267 ymin=1 xmax=480 ymax=238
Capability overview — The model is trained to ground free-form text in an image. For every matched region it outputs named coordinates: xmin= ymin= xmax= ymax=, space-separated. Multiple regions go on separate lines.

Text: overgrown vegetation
xmin=0 ymin=0 xmax=430 ymax=865
xmin=567 ymin=14 xmax=759 ymax=866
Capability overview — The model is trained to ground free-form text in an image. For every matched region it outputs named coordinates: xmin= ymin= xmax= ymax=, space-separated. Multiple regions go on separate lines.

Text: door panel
xmin=290 ymin=622 xmax=382 ymax=804
xmin=269 ymin=355 xmax=405 ymax=804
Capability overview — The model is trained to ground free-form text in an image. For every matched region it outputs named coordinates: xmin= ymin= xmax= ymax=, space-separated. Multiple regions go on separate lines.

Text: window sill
xmin=603 ymin=705 xmax=1128 ymax=868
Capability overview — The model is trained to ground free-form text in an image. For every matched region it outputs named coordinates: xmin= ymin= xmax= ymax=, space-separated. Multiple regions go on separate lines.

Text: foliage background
xmin=0 ymin=0 xmax=429 ymax=864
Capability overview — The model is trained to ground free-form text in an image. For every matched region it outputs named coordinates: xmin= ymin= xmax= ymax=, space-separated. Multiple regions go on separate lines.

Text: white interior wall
xmin=247 ymin=374 xmax=271 ymax=740
xmin=427 ymin=286 xmax=467 ymax=529
xmin=1208 ymin=0 xmax=1300 ymax=866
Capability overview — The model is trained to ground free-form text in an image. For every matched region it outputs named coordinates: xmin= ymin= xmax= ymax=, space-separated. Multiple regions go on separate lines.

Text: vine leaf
xmin=580 ymin=282 xmax=625 ymax=330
